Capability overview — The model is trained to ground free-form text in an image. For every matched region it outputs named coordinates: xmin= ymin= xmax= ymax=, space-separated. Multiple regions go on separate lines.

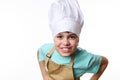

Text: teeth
xmin=63 ymin=48 xmax=69 ymax=50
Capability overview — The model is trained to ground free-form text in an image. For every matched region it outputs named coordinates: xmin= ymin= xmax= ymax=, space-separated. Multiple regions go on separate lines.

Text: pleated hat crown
xmin=48 ymin=0 xmax=84 ymax=37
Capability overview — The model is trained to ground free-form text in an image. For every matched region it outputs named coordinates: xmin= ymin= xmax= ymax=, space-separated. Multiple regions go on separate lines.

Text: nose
xmin=63 ymin=38 xmax=70 ymax=46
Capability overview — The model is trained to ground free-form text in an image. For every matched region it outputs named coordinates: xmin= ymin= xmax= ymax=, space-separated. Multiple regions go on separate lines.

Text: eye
xmin=56 ymin=35 xmax=63 ymax=39
xmin=69 ymin=35 xmax=77 ymax=40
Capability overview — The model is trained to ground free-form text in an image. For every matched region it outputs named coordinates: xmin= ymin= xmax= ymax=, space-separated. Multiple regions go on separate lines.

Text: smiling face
xmin=54 ymin=31 xmax=79 ymax=57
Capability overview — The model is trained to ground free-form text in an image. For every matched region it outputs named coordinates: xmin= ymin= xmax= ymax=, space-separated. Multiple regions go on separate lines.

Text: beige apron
xmin=45 ymin=47 xmax=80 ymax=80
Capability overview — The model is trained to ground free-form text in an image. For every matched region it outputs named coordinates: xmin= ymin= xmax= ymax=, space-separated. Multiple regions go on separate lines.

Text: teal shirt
xmin=38 ymin=43 xmax=102 ymax=78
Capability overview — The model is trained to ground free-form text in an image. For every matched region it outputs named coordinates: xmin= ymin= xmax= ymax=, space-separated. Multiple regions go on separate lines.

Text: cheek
xmin=71 ymin=41 xmax=79 ymax=48
xmin=72 ymin=40 xmax=79 ymax=45
xmin=54 ymin=38 xmax=60 ymax=46
xmin=73 ymin=43 xmax=78 ymax=48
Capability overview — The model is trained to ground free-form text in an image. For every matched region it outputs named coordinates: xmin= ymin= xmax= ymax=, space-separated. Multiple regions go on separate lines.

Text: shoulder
xmin=74 ymin=47 xmax=102 ymax=68
xmin=37 ymin=43 xmax=54 ymax=62
xmin=75 ymin=47 xmax=102 ymax=63
xmin=38 ymin=43 xmax=54 ymax=53
xmin=75 ymin=47 xmax=99 ymax=57
xmin=75 ymin=47 xmax=91 ymax=56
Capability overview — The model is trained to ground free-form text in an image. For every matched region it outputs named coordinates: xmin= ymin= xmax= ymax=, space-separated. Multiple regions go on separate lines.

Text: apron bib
xmin=45 ymin=47 xmax=79 ymax=80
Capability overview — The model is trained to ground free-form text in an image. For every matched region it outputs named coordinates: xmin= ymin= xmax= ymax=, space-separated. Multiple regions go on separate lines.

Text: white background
xmin=0 ymin=0 xmax=119 ymax=80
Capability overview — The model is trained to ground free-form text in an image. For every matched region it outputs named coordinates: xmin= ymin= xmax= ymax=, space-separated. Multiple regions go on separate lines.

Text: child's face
xmin=54 ymin=31 xmax=79 ymax=57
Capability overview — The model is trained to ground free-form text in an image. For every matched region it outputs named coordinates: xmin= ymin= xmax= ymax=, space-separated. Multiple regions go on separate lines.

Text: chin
xmin=60 ymin=53 xmax=72 ymax=57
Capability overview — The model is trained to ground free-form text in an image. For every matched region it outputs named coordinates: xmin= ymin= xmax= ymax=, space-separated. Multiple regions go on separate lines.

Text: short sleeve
xmin=38 ymin=43 xmax=54 ymax=62
xmin=73 ymin=48 xmax=102 ymax=78
xmin=86 ymin=54 xmax=102 ymax=73
xmin=38 ymin=47 xmax=46 ymax=62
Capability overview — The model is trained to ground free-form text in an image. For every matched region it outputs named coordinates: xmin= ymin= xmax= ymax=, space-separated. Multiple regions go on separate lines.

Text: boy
xmin=37 ymin=0 xmax=108 ymax=80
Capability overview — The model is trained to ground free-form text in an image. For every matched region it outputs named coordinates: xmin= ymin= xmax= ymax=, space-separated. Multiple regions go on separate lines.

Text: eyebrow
xmin=57 ymin=32 xmax=77 ymax=36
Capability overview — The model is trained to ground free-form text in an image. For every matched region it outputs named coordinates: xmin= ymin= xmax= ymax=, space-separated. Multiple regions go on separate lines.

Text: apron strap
xmin=69 ymin=54 xmax=75 ymax=66
xmin=45 ymin=46 xmax=55 ymax=71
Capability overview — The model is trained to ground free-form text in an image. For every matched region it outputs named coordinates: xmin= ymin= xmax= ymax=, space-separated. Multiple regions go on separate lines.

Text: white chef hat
xmin=48 ymin=0 xmax=84 ymax=37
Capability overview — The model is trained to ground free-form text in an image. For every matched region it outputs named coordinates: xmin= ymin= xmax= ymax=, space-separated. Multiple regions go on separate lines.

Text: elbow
xmin=102 ymin=56 xmax=109 ymax=67
xmin=100 ymin=56 xmax=109 ymax=73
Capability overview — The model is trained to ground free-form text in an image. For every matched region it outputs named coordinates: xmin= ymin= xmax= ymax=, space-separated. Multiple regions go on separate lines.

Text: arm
xmin=90 ymin=56 xmax=109 ymax=80
xmin=37 ymin=51 xmax=48 ymax=80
